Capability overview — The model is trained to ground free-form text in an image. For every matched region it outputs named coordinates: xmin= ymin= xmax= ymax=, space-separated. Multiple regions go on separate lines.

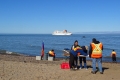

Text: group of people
xmin=47 ymin=38 xmax=117 ymax=74
xmin=69 ymin=38 xmax=104 ymax=74
xmin=69 ymin=38 xmax=117 ymax=74
xmin=69 ymin=40 xmax=88 ymax=70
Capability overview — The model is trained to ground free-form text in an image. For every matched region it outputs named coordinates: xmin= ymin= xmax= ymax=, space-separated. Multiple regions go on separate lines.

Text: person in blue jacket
xmin=69 ymin=40 xmax=88 ymax=70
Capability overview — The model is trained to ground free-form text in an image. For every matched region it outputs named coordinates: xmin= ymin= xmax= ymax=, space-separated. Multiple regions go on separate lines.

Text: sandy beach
xmin=0 ymin=54 xmax=120 ymax=80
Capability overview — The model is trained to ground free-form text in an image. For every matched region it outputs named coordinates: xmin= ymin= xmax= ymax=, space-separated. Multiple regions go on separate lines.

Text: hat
xmin=75 ymin=40 xmax=78 ymax=42
xmin=92 ymin=38 xmax=96 ymax=42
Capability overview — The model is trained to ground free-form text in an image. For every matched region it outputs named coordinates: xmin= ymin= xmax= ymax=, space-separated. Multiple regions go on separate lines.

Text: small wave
xmin=104 ymin=48 xmax=116 ymax=50
xmin=30 ymin=45 xmax=41 ymax=48
xmin=112 ymin=36 xmax=120 ymax=38
xmin=51 ymin=43 xmax=71 ymax=46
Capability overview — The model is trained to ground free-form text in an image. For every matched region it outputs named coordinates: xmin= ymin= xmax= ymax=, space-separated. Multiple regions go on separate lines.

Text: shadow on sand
xmin=86 ymin=65 xmax=109 ymax=72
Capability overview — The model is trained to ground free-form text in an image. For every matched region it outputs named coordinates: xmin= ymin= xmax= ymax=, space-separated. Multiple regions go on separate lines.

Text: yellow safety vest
xmin=91 ymin=43 xmax=103 ymax=58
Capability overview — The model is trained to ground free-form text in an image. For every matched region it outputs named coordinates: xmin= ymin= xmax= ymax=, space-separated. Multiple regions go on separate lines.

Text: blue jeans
xmin=92 ymin=58 xmax=102 ymax=72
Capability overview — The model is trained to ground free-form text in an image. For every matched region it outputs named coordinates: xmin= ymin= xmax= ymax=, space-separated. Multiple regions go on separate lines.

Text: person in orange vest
xmin=89 ymin=38 xmax=103 ymax=74
xmin=48 ymin=49 xmax=56 ymax=60
xmin=111 ymin=50 xmax=117 ymax=62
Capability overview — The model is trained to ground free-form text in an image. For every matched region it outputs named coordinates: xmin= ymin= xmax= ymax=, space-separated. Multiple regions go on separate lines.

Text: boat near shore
xmin=52 ymin=30 xmax=72 ymax=35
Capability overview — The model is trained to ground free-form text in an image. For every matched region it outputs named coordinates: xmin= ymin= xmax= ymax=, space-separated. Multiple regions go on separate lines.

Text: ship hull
xmin=52 ymin=33 xmax=72 ymax=35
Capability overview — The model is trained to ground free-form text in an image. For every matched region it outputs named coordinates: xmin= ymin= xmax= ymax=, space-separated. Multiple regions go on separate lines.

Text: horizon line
xmin=0 ymin=31 xmax=120 ymax=34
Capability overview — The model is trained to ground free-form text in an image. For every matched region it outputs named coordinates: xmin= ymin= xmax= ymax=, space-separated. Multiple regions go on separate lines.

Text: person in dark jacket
xmin=79 ymin=46 xmax=88 ymax=70
xmin=70 ymin=40 xmax=80 ymax=69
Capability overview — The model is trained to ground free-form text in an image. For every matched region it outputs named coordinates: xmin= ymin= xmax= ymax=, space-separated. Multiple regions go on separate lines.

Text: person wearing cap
xmin=89 ymin=38 xmax=103 ymax=74
xmin=111 ymin=50 xmax=117 ymax=62
xmin=48 ymin=49 xmax=56 ymax=60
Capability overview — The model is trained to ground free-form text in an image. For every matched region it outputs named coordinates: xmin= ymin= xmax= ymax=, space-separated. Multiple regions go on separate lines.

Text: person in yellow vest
xmin=111 ymin=50 xmax=117 ymax=62
xmin=89 ymin=38 xmax=103 ymax=74
xmin=48 ymin=49 xmax=55 ymax=60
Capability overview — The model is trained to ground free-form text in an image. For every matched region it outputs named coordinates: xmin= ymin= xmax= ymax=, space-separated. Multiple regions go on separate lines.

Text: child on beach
xmin=111 ymin=50 xmax=117 ymax=62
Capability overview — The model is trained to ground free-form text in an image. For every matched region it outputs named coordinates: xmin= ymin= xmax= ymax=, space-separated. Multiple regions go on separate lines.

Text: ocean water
xmin=0 ymin=34 xmax=120 ymax=62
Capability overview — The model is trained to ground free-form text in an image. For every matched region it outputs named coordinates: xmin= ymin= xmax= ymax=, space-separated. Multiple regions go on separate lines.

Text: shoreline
xmin=0 ymin=53 xmax=120 ymax=64
xmin=0 ymin=49 xmax=120 ymax=63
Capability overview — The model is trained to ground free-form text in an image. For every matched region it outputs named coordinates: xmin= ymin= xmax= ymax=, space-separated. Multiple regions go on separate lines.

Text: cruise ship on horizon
xmin=52 ymin=30 xmax=72 ymax=35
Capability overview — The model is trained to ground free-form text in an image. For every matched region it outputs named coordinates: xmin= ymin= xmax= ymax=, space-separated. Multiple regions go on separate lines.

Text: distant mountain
xmin=73 ymin=31 xmax=120 ymax=34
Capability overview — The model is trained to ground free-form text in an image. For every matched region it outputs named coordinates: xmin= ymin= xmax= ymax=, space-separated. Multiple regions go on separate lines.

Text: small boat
xmin=52 ymin=30 xmax=72 ymax=35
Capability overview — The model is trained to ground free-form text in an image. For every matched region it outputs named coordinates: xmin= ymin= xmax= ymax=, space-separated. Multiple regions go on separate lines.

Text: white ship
xmin=52 ymin=30 xmax=72 ymax=35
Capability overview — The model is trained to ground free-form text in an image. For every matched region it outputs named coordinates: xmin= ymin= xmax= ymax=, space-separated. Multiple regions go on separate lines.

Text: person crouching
xmin=48 ymin=49 xmax=55 ymax=60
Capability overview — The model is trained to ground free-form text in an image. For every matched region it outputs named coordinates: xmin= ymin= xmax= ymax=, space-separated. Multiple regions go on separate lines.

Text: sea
xmin=0 ymin=34 xmax=120 ymax=62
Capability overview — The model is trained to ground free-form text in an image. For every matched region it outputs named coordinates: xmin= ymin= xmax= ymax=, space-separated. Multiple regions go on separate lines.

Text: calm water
xmin=0 ymin=34 xmax=120 ymax=62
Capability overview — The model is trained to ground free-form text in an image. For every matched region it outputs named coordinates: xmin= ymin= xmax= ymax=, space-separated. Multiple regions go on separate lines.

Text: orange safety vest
xmin=73 ymin=46 xmax=82 ymax=51
xmin=91 ymin=43 xmax=103 ymax=58
xmin=111 ymin=51 xmax=116 ymax=57
xmin=49 ymin=51 xmax=55 ymax=56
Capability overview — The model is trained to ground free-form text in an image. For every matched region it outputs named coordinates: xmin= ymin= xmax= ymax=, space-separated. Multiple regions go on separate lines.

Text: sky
xmin=0 ymin=0 xmax=120 ymax=34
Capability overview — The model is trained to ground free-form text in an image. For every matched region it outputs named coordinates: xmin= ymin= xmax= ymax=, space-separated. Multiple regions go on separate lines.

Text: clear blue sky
xmin=0 ymin=0 xmax=120 ymax=34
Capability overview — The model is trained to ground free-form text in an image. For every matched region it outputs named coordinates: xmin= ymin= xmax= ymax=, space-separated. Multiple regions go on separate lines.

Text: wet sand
xmin=0 ymin=54 xmax=120 ymax=80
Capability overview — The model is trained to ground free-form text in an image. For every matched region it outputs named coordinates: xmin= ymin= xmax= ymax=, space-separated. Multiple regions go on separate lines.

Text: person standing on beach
xmin=71 ymin=40 xmax=81 ymax=69
xmin=89 ymin=38 xmax=103 ymax=74
xmin=111 ymin=50 xmax=117 ymax=62
xmin=79 ymin=46 xmax=88 ymax=70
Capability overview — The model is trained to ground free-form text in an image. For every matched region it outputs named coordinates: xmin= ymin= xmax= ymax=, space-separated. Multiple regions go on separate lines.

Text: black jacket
xmin=81 ymin=46 xmax=88 ymax=54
